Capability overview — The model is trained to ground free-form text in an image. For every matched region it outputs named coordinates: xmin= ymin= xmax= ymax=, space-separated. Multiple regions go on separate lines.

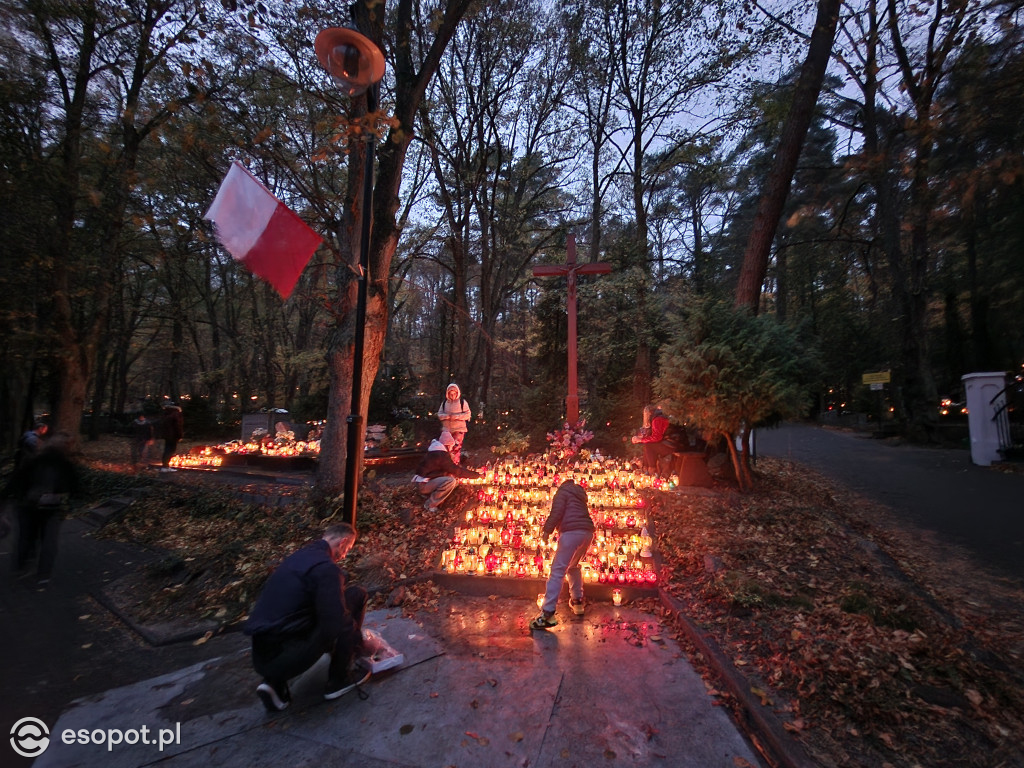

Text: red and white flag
xmin=204 ymin=161 xmax=323 ymax=300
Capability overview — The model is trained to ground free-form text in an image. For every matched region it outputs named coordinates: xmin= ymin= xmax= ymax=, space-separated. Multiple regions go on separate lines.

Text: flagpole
xmin=342 ymin=81 xmax=377 ymax=528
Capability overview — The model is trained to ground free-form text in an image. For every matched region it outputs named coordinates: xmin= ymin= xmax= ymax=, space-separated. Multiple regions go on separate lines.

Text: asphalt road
xmin=756 ymin=422 xmax=1024 ymax=583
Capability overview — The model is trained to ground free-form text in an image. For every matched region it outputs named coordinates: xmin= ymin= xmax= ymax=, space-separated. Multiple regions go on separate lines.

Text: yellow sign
xmin=862 ymin=370 xmax=891 ymax=385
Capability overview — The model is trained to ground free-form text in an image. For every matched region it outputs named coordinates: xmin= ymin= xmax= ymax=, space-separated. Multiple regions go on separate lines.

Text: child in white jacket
xmin=437 ymin=383 xmax=471 ymax=463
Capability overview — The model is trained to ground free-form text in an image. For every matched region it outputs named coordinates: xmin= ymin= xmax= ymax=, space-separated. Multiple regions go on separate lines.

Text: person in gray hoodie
xmin=530 ymin=478 xmax=596 ymax=630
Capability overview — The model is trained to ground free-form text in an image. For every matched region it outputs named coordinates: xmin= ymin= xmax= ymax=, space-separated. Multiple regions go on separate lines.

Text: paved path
xmin=756 ymin=423 xmax=1024 ymax=583
xmin=0 ymin=517 xmax=249 ymax=767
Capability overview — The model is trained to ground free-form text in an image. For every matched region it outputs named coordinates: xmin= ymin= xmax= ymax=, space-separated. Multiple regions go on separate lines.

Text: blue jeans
xmin=541 ymin=529 xmax=594 ymax=614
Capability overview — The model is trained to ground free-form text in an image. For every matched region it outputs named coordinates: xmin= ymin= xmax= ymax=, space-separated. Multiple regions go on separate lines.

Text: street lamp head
xmin=314 ymin=27 xmax=385 ymax=97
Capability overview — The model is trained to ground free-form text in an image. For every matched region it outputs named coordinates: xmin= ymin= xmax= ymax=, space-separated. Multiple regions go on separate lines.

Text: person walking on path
xmin=530 ymin=478 xmax=596 ymax=630
xmin=244 ymin=524 xmax=370 ymax=712
xmin=159 ymin=403 xmax=184 ymax=471
xmin=2 ymin=431 xmax=81 ymax=585
xmin=436 ymin=383 xmax=471 ymax=464
xmin=412 ymin=431 xmax=481 ymax=513
xmin=15 ymin=420 xmax=49 ymax=471
xmin=130 ymin=414 xmax=154 ymax=469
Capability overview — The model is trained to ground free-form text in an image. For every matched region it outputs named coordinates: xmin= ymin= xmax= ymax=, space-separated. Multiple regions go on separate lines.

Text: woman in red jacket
xmin=632 ymin=407 xmax=674 ymax=476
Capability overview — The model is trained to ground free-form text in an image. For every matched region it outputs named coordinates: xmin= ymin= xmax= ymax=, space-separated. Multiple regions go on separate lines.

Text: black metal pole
xmin=341 ymin=82 xmax=377 ymax=528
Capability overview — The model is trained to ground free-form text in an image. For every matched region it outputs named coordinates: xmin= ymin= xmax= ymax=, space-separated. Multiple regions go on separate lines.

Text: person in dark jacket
xmin=2 ymin=431 xmax=80 ymax=585
xmin=411 ymin=431 xmax=481 ymax=513
xmin=16 ymin=420 xmax=49 ymax=470
xmin=130 ymin=414 xmax=154 ymax=469
xmin=530 ymin=478 xmax=596 ymax=630
xmin=159 ymin=403 xmax=184 ymax=471
xmin=244 ymin=524 xmax=369 ymax=711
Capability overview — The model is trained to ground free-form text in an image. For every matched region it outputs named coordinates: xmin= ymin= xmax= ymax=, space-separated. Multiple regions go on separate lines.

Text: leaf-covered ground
xmin=78 ymin=437 xmax=1024 ymax=768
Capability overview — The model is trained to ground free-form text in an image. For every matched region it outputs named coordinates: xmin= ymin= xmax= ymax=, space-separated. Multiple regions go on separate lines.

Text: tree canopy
xmin=1 ymin=0 xmax=1021 ymax=475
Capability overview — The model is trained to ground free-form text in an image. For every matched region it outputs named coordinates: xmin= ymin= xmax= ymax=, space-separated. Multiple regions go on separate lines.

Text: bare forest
xmin=2 ymin=0 xmax=1022 ymax=486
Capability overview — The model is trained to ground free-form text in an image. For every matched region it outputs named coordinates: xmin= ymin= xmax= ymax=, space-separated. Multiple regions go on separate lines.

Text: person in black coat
xmin=244 ymin=524 xmax=369 ymax=711
xmin=15 ymin=421 xmax=49 ymax=471
xmin=159 ymin=403 xmax=184 ymax=471
xmin=2 ymin=432 xmax=80 ymax=585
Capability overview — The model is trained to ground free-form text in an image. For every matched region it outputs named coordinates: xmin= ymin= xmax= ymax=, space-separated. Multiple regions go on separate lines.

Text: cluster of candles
xmin=168 ymin=452 xmax=225 ymax=469
xmin=440 ymin=456 xmax=664 ymax=586
xmin=168 ymin=437 xmax=321 ymax=468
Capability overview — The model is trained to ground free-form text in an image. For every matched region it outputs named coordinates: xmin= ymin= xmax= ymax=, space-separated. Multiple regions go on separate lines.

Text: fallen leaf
xmin=750 ymin=686 xmax=772 ymax=706
xmin=510 ymin=731 xmax=524 ymax=742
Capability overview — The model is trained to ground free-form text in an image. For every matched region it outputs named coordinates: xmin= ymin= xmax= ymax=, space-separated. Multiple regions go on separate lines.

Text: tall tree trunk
xmin=87 ymin=333 xmax=112 ymax=440
xmin=316 ymin=0 xmax=474 ymax=498
xmin=883 ymin=0 xmax=966 ymax=439
xmin=734 ymin=0 xmax=841 ymax=312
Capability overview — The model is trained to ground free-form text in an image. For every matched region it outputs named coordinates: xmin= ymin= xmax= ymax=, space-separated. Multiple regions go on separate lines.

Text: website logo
xmin=11 ymin=717 xmax=50 ymax=758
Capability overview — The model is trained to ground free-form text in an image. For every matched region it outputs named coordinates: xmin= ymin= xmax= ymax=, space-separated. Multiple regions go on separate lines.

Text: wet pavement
xmin=26 ymin=600 xmax=765 ymax=768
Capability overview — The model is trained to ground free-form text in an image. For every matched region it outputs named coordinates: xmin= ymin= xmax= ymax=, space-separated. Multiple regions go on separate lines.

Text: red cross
xmin=532 ymin=234 xmax=612 ymax=424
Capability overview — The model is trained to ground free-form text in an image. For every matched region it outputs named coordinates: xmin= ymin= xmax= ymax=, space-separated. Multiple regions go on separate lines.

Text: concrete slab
xmin=34 ymin=602 xmax=764 ymax=768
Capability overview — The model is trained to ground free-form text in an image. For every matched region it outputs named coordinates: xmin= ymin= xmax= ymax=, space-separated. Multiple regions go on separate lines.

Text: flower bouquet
xmin=546 ymin=419 xmax=594 ymax=463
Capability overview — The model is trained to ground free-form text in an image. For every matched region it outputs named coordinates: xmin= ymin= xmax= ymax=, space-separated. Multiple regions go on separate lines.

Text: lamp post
xmin=315 ymin=22 xmax=385 ymax=528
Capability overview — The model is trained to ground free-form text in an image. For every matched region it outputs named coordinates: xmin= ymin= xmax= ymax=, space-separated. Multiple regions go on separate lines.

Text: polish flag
xmin=204 ymin=161 xmax=323 ymax=300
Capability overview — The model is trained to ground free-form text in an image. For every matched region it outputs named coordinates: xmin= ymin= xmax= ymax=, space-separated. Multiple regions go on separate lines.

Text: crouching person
xmin=244 ymin=524 xmax=369 ymax=711
xmin=412 ymin=431 xmax=481 ymax=514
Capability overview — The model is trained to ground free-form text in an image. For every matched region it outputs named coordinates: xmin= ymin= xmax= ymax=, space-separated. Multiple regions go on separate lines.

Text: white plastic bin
xmin=961 ymin=372 xmax=1007 ymax=466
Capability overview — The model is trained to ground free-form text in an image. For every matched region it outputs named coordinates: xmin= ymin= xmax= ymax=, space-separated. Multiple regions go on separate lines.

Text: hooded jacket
xmin=413 ymin=439 xmax=481 ymax=481
xmin=542 ymin=480 xmax=595 ymax=538
xmin=636 ymin=411 xmax=669 ymax=444
xmin=437 ymin=384 xmax=471 ymax=435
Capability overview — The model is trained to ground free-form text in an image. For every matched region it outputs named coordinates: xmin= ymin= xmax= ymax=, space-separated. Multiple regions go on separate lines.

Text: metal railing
xmin=991 ymin=373 xmax=1024 ymax=459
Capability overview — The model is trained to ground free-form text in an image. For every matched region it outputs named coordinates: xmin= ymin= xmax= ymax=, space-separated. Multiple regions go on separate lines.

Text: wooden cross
xmin=532 ymin=234 xmax=612 ymax=425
